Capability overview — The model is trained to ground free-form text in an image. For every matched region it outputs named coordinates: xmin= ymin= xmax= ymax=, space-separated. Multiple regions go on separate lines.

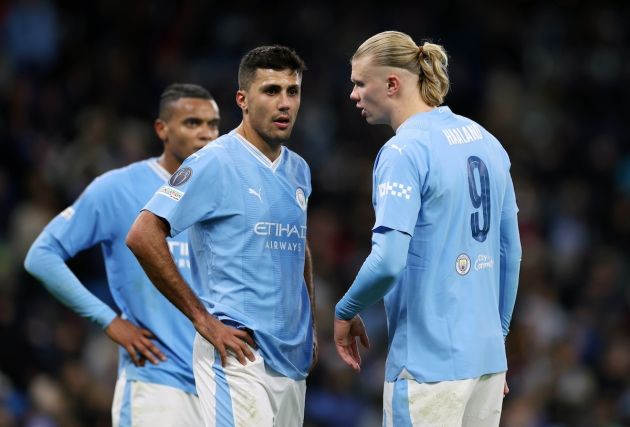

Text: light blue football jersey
xmin=373 ymin=106 xmax=519 ymax=382
xmin=45 ymin=159 xmax=198 ymax=394
xmin=144 ymin=130 xmax=313 ymax=380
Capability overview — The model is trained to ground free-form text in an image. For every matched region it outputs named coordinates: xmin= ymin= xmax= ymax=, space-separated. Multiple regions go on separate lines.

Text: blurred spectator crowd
xmin=0 ymin=1 xmax=628 ymax=426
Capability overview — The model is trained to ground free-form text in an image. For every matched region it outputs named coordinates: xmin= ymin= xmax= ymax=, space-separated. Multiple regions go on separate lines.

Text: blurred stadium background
xmin=1 ymin=1 xmax=629 ymax=426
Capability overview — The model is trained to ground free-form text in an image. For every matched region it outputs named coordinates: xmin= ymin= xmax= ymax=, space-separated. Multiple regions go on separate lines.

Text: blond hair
xmin=353 ymin=31 xmax=450 ymax=107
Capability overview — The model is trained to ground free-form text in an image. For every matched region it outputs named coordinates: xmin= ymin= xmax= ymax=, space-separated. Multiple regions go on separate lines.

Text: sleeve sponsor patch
xmin=157 ymin=185 xmax=184 ymax=202
xmin=378 ymin=181 xmax=412 ymax=200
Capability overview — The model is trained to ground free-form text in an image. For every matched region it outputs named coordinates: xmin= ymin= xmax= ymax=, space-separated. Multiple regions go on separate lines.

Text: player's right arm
xmin=23 ymin=182 xmax=166 ymax=366
xmin=334 ymin=228 xmax=408 ymax=371
xmin=126 ymin=211 xmax=255 ymax=367
xmin=126 ymin=150 xmax=255 ymax=367
xmin=334 ymin=138 xmax=422 ymax=371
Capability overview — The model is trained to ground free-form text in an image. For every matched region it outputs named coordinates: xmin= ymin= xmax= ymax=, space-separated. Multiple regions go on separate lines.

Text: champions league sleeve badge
xmin=169 ymin=167 xmax=193 ymax=187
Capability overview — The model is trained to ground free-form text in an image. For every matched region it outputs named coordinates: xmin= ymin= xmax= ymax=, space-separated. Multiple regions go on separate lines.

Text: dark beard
xmin=260 ymin=129 xmax=291 ymax=147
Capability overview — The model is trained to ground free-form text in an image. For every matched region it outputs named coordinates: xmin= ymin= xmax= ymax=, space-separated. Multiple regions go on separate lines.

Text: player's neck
xmin=157 ymin=153 xmax=180 ymax=174
xmin=236 ymin=122 xmax=282 ymax=162
xmin=390 ymin=98 xmax=434 ymax=131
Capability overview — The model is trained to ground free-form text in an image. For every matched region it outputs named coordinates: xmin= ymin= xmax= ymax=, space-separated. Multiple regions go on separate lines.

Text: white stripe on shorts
xmin=193 ymin=332 xmax=305 ymax=427
xmin=383 ymin=371 xmax=505 ymax=427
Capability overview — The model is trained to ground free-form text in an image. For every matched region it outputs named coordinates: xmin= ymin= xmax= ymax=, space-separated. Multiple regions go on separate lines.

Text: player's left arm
xmin=498 ymin=173 xmax=522 ymax=339
xmin=499 ymin=212 xmax=520 ymax=398
xmin=304 ymin=242 xmax=318 ymax=372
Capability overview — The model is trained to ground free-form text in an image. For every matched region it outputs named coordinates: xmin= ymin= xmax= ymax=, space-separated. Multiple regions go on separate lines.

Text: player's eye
xmin=184 ymin=118 xmax=201 ymax=127
xmin=288 ymin=87 xmax=300 ymax=96
xmin=264 ymin=86 xmax=279 ymax=95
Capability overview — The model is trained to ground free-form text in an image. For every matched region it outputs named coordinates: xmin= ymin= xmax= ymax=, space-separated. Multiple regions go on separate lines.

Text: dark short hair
xmin=238 ymin=45 xmax=307 ymax=90
xmin=159 ymin=83 xmax=214 ymax=119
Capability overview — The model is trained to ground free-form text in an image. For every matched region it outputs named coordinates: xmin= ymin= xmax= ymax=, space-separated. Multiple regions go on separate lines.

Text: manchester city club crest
xmin=455 ymin=253 xmax=471 ymax=275
xmin=295 ymin=188 xmax=307 ymax=211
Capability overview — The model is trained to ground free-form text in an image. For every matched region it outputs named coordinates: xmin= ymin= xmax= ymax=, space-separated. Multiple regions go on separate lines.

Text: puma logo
xmin=248 ymin=188 xmax=262 ymax=202
xmin=388 ymin=144 xmax=406 ymax=154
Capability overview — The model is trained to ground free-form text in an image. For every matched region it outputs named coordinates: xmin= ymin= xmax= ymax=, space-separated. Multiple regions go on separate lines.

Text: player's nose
xmin=350 ymin=87 xmax=359 ymax=101
xmin=199 ymin=125 xmax=217 ymax=141
xmin=278 ymin=92 xmax=292 ymax=110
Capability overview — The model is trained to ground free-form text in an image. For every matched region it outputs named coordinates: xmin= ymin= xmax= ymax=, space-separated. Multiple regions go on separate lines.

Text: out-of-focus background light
xmin=1 ymin=1 xmax=628 ymax=426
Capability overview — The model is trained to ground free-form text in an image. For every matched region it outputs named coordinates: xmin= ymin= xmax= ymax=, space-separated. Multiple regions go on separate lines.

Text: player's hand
xmin=334 ymin=315 xmax=370 ymax=372
xmin=105 ymin=316 xmax=166 ymax=367
xmin=504 ymin=380 xmax=510 ymax=396
xmin=194 ymin=314 xmax=256 ymax=367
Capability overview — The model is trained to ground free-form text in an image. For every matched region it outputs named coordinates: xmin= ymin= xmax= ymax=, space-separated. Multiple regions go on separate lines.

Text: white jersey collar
xmin=234 ymin=132 xmax=284 ymax=172
xmin=147 ymin=158 xmax=172 ymax=182
xmin=396 ymin=106 xmax=453 ymax=134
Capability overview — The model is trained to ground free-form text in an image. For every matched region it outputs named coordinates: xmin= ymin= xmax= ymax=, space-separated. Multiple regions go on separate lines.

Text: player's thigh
xmin=271 ymin=373 xmax=306 ymax=427
xmin=193 ymin=332 xmax=274 ymax=427
xmin=384 ymin=377 xmax=476 ymax=427
xmin=112 ymin=374 xmax=202 ymax=427
xmin=462 ymin=372 xmax=505 ymax=427
xmin=129 ymin=381 xmax=202 ymax=427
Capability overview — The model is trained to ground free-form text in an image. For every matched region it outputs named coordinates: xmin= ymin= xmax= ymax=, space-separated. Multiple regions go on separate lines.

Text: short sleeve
xmin=144 ymin=150 xmax=225 ymax=236
xmin=299 ymin=157 xmax=312 ymax=202
xmin=372 ymin=141 xmax=426 ymax=235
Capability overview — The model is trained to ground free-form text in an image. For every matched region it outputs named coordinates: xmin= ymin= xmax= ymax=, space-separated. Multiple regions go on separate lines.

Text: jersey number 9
xmin=467 ymin=156 xmax=490 ymax=242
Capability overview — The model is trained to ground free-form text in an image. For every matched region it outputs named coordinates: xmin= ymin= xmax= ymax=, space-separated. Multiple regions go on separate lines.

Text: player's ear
xmin=154 ymin=119 xmax=168 ymax=141
xmin=386 ymin=75 xmax=400 ymax=96
xmin=236 ymin=90 xmax=248 ymax=113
